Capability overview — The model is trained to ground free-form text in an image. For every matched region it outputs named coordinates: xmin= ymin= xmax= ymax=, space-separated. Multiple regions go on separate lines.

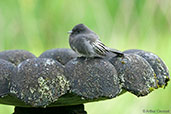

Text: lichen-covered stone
xmin=65 ymin=57 xmax=121 ymax=99
xmin=0 ymin=59 xmax=16 ymax=97
xmin=0 ymin=50 xmax=36 ymax=66
xmin=123 ymin=49 xmax=142 ymax=54
xmin=0 ymin=48 xmax=169 ymax=108
xmin=39 ymin=48 xmax=78 ymax=65
xmin=11 ymin=58 xmax=69 ymax=107
xmin=124 ymin=49 xmax=170 ymax=88
xmin=109 ymin=54 xmax=157 ymax=97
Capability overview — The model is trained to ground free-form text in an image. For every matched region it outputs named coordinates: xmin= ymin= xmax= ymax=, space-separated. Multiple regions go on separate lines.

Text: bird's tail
xmin=108 ymin=48 xmax=124 ymax=57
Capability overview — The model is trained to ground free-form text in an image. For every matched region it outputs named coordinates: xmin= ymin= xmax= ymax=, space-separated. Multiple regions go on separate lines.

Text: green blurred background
xmin=0 ymin=0 xmax=170 ymax=114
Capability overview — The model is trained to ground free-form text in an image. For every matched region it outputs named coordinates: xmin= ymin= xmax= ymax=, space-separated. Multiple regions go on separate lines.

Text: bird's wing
xmin=91 ymin=39 xmax=109 ymax=56
xmin=91 ymin=39 xmax=124 ymax=57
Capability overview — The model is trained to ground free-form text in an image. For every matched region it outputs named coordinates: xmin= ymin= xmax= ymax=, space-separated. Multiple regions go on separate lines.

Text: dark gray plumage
xmin=68 ymin=24 xmax=124 ymax=58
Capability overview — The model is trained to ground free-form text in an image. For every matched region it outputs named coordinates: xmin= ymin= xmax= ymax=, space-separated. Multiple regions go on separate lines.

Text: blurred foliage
xmin=0 ymin=0 xmax=170 ymax=114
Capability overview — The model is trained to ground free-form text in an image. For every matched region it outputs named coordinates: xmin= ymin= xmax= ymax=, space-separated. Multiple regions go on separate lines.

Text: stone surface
xmin=65 ymin=57 xmax=121 ymax=99
xmin=124 ymin=49 xmax=170 ymax=88
xmin=0 ymin=48 xmax=169 ymax=108
xmin=0 ymin=50 xmax=36 ymax=66
xmin=123 ymin=49 xmax=142 ymax=54
xmin=10 ymin=58 xmax=68 ymax=107
xmin=39 ymin=48 xmax=78 ymax=65
xmin=109 ymin=54 xmax=157 ymax=96
xmin=0 ymin=59 xmax=16 ymax=97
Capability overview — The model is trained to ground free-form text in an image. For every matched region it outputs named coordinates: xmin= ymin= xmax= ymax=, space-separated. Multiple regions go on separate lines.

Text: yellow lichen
xmin=149 ymin=87 xmax=155 ymax=92
xmin=121 ymin=61 xmax=125 ymax=64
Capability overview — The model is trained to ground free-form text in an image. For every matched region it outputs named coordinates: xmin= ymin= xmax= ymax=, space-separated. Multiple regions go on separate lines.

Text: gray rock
xmin=109 ymin=54 xmax=157 ymax=97
xmin=0 ymin=50 xmax=36 ymax=66
xmin=0 ymin=48 xmax=169 ymax=108
xmin=39 ymin=48 xmax=78 ymax=65
xmin=11 ymin=58 xmax=69 ymax=107
xmin=0 ymin=59 xmax=16 ymax=97
xmin=124 ymin=49 xmax=170 ymax=88
xmin=123 ymin=49 xmax=142 ymax=54
xmin=65 ymin=57 xmax=121 ymax=99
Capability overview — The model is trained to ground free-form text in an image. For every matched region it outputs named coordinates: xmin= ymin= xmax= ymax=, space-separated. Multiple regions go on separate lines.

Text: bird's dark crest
xmin=71 ymin=24 xmax=91 ymax=35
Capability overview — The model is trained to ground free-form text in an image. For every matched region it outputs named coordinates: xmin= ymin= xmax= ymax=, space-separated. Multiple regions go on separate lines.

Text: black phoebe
xmin=68 ymin=24 xmax=124 ymax=58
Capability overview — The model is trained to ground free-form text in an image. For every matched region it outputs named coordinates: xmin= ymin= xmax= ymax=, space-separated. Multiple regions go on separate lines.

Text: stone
xmin=124 ymin=49 xmax=170 ymax=88
xmin=0 ymin=50 xmax=36 ymax=66
xmin=109 ymin=54 xmax=157 ymax=96
xmin=65 ymin=57 xmax=121 ymax=99
xmin=0 ymin=59 xmax=16 ymax=97
xmin=39 ymin=48 xmax=78 ymax=65
xmin=10 ymin=58 xmax=68 ymax=107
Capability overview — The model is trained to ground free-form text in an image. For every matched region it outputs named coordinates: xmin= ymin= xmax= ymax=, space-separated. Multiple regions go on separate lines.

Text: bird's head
xmin=68 ymin=24 xmax=92 ymax=36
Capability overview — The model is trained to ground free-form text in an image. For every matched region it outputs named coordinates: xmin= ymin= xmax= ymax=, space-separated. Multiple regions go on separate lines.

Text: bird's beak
xmin=67 ymin=30 xmax=72 ymax=34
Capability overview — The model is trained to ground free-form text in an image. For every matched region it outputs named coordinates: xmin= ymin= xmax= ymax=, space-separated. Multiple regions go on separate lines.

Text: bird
xmin=68 ymin=24 xmax=124 ymax=58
